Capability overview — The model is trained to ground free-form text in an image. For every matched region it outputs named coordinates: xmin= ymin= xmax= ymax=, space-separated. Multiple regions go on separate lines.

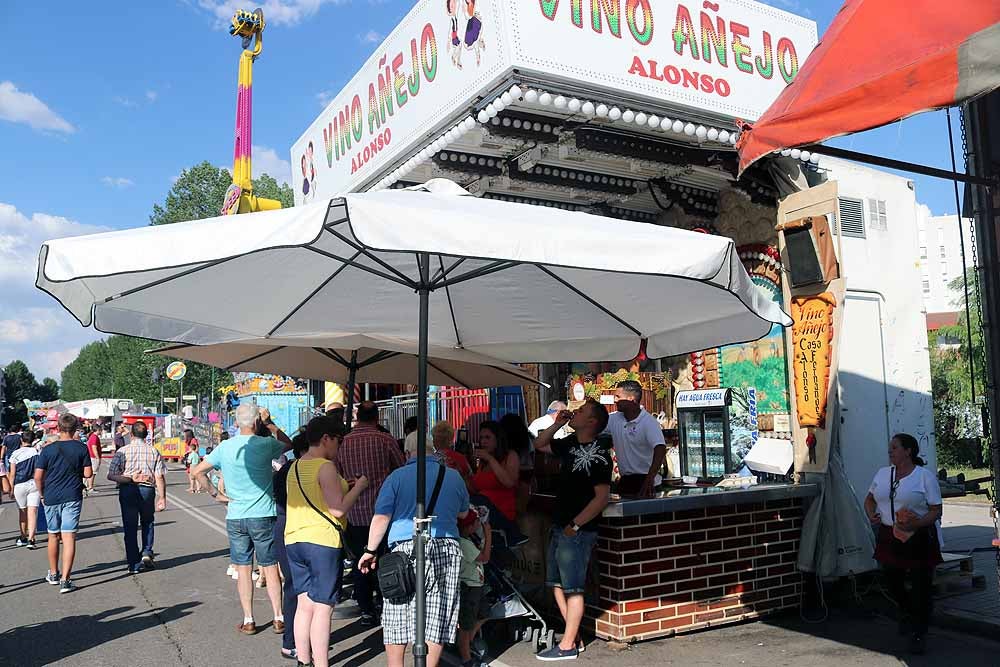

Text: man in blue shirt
xmin=34 ymin=413 xmax=92 ymax=594
xmin=192 ymin=404 xmax=291 ymax=636
xmin=359 ymin=439 xmax=469 ymax=667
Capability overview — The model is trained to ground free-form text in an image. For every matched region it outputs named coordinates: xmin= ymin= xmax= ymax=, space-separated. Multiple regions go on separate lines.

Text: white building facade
xmin=821 ymin=157 xmax=936 ymax=498
xmin=917 ymin=213 xmax=976 ymax=314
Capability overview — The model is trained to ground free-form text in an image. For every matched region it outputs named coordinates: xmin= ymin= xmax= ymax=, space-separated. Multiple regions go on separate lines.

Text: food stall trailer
xmin=291 ymin=0 xmax=932 ymax=643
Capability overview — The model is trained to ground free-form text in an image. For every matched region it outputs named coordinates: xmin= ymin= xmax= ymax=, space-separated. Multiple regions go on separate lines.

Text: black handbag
xmin=377 ymin=464 xmax=446 ymax=603
xmin=888 ymin=466 xmax=936 ymax=561
xmin=293 ymin=460 xmax=356 ymax=561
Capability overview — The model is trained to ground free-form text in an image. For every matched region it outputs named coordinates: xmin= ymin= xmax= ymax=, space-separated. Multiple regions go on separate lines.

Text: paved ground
xmin=937 ymin=501 xmax=999 ymax=629
xmin=0 ymin=469 xmax=997 ymax=667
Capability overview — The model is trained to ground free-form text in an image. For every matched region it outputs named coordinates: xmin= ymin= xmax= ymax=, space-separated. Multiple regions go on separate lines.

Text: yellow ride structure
xmin=221 ymin=8 xmax=283 ymax=215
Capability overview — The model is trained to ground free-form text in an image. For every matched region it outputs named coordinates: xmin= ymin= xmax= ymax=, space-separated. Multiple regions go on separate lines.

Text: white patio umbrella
xmin=37 ymin=178 xmax=790 ymax=657
xmin=148 ymin=334 xmax=545 ymax=422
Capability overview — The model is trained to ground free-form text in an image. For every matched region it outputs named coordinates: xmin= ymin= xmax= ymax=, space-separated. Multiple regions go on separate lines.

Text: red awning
xmin=737 ymin=0 xmax=1000 ymax=176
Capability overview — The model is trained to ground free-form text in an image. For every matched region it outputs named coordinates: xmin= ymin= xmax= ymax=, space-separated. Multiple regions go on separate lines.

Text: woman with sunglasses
xmin=864 ymin=433 xmax=943 ymax=656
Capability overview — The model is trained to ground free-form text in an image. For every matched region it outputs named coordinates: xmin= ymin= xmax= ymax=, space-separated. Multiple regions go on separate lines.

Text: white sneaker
xmin=226 ymin=565 xmax=236 ymax=578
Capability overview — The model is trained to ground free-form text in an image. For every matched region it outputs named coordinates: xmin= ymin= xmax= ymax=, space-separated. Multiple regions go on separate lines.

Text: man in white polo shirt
xmin=605 ymin=380 xmax=666 ymax=498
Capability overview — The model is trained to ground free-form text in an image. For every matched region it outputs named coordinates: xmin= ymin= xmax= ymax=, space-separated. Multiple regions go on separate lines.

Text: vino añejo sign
xmin=791 ymin=293 xmax=835 ymax=429
xmin=291 ymin=0 xmax=817 ymax=202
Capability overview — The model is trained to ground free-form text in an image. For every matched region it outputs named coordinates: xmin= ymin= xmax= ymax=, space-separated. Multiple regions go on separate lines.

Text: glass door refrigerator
xmin=676 ymin=388 xmax=758 ymax=480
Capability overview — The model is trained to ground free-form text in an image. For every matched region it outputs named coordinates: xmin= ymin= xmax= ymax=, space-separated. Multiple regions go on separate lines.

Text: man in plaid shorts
xmin=358 ymin=438 xmax=469 ymax=667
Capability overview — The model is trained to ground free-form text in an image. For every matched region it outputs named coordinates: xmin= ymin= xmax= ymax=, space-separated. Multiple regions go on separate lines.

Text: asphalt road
xmin=0 ymin=469 xmax=997 ymax=667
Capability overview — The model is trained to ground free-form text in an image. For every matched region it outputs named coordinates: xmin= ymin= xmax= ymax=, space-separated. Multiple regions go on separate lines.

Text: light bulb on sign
xmin=524 ymin=89 xmax=539 ymax=103
xmin=596 ymin=103 xmax=609 ymax=117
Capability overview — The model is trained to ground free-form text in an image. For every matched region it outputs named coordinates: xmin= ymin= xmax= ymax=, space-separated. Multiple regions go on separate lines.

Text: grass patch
xmin=939 ymin=467 xmax=993 ymax=504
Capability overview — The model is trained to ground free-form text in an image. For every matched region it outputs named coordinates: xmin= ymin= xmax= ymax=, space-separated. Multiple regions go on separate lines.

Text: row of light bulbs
xmin=516 ymin=88 xmax=738 ymax=145
xmin=374 ymin=80 xmax=744 ymax=190
xmin=777 ymin=147 xmax=821 ymax=164
xmin=520 ymin=166 xmax=636 ymax=190
xmin=437 ymin=152 xmax=502 ymax=170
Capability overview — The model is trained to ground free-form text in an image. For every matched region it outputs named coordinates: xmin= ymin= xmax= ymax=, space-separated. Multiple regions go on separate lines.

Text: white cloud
xmin=252 ymin=144 xmax=291 ymax=185
xmin=316 ymin=90 xmax=335 ymax=108
xmin=0 ymin=202 xmax=110 ymax=284
xmin=197 ymin=0 xmax=347 ymax=28
xmin=146 ymin=90 xmax=159 ymax=103
xmin=359 ymin=30 xmax=383 ymax=44
xmin=0 ymin=202 xmax=109 ymax=379
xmin=101 ymin=176 xmax=135 ymax=189
xmin=114 ymin=95 xmax=138 ymax=108
xmin=0 ymin=81 xmax=74 ymax=133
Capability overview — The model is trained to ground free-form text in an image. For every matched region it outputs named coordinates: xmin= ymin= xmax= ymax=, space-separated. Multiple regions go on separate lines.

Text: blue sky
xmin=0 ymin=0 xmax=966 ymax=381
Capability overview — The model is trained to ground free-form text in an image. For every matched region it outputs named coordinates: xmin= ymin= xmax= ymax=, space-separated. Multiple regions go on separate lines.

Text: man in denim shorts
xmin=533 ymin=399 xmax=612 ymax=661
xmin=34 ymin=413 xmax=93 ymax=594
xmin=193 ymin=404 xmax=291 ymax=635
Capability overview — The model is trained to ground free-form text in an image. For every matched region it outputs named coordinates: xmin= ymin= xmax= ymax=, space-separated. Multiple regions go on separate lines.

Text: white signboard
xmin=291 ymin=0 xmax=512 ymax=203
xmin=293 ymin=0 xmax=817 ymax=200
xmin=506 ymin=0 xmax=817 ymax=123
xmin=676 ymin=388 xmax=729 ymax=409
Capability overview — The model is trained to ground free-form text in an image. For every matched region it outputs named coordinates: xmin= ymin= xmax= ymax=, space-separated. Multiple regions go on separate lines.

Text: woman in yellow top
xmin=285 ymin=416 xmax=368 ymax=667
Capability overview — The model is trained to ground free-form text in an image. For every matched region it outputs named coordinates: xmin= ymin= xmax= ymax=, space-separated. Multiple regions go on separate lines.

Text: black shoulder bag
xmin=377 ymin=464 xmax=447 ymax=603
xmin=294 ymin=460 xmax=356 ymax=561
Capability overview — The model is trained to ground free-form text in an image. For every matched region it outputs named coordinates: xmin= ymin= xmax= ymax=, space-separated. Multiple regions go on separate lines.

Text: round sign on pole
xmin=166 ymin=361 xmax=187 ymax=381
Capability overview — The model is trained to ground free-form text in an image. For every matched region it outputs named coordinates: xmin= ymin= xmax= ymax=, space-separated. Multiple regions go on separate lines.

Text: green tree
xmin=60 ymin=336 xmax=230 ymax=412
xmin=1 ymin=360 xmax=39 ymax=427
xmin=929 ymin=269 xmax=988 ymax=466
xmin=150 ymin=161 xmax=292 ymax=225
xmin=38 ymin=377 xmax=59 ymax=402
xmin=253 ymin=172 xmax=294 ymax=208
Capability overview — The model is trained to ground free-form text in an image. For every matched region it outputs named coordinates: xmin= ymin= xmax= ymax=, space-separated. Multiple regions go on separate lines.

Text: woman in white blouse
xmin=864 ymin=433 xmax=943 ymax=656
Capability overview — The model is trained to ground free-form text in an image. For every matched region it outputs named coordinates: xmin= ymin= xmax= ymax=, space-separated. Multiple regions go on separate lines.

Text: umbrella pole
xmin=414 ymin=252 xmax=430 ymax=667
xmin=345 ymin=350 xmax=358 ymax=428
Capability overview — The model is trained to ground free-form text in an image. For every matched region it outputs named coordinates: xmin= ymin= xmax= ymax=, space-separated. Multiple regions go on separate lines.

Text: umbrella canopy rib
xmin=436 ymin=260 xmax=521 ymax=289
xmin=326 ymin=227 xmax=418 ymax=287
xmin=432 ymin=257 xmax=466 ymax=284
xmin=102 ymin=255 xmax=241 ymax=305
xmin=438 ymin=256 xmax=463 ymax=348
xmin=311 ymin=347 xmax=351 ymax=369
xmin=358 ymin=350 xmax=402 ymax=368
xmin=224 ymin=345 xmax=287 ymax=371
xmin=267 ymin=249 xmax=364 ymax=337
xmin=534 ymin=264 xmax=642 ymax=337
xmin=304 ymin=246 xmax=413 ymax=287
xmin=425 ymin=359 xmax=468 ymax=389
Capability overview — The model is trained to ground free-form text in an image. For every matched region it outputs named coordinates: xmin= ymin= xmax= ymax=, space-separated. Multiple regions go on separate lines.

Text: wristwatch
xmin=363 ymin=547 xmax=378 ymax=556
xmin=570 ymin=523 xmax=581 ymax=533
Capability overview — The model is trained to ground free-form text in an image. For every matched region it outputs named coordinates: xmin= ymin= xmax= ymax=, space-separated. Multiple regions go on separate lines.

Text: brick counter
xmin=584 ymin=488 xmax=815 ymax=642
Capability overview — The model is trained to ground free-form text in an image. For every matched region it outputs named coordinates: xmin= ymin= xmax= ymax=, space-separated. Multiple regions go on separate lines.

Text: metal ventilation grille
xmin=837 ymin=197 xmax=866 ymax=238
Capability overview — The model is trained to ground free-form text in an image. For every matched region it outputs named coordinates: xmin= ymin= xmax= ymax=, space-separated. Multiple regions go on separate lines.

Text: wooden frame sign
xmin=791 ymin=292 xmax=836 ymax=428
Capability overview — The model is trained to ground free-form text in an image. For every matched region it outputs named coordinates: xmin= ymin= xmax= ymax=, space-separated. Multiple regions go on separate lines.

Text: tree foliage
xmin=60 ymin=336 xmax=230 ymax=411
xmin=150 ymin=161 xmax=292 ymax=225
xmin=929 ymin=269 xmax=987 ymax=466
xmin=1 ymin=360 xmax=57 ymax=428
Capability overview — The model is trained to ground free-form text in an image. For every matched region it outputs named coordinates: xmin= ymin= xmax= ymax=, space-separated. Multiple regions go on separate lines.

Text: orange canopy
xmin=737 ymin=0 xmax=1000 ymax=176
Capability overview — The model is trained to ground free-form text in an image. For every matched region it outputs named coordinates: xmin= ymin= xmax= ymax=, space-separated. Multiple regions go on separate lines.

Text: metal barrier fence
xmin=293 ymin=387 xmax=527 ymax=442
xmin=377 ymin=387 xmax=526 ymax=442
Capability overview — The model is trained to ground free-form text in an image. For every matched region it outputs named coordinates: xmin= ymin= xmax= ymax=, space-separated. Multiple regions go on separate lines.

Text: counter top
xmin=600 ymin=483 xmax=820 ymax=517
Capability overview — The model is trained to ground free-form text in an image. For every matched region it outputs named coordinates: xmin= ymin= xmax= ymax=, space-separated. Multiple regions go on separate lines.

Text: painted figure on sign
xmin=446 ymin=0 xmax=463 ymax=68
xmin=463 ymin=0 xmax=485 ymax=67
xmin=301 ymin=155 xmax=311 ymax=202
xmin=306 ymin=141 xmax=317 ymax=195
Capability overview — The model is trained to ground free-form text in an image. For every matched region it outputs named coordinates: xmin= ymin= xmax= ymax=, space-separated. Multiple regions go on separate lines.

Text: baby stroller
xmin=478 ymin=524 xmax=555 ymax=654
